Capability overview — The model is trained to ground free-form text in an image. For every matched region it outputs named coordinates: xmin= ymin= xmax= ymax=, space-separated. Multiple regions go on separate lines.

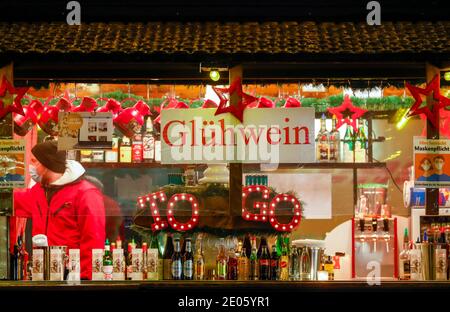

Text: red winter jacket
xmin=14 ymin=161 xmax=105 ymax=280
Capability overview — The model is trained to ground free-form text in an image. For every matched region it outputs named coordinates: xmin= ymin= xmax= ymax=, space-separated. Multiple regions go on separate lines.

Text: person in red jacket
xmin=14 ymin=141 xmax=105 ymax=280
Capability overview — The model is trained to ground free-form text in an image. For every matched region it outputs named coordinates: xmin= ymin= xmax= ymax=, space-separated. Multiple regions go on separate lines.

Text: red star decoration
xmin=213 ymin=77 xmax=257 ymax=122
xmin=327 ymin=95 xmax=367 ymax=132
xmin=0 ymin=76 xmax=27 ymax=120
xmin=406 ymin=74 xmax=450 ymax=129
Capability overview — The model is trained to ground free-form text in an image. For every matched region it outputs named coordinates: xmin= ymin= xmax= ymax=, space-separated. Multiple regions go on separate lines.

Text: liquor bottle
xmin=237 ymin=241 xmax=249 ymax=281
xmin=149 ymin=236 xmax=163 ymax=280
xmin=112 ymin=237 xmax=125 ymax=281
xmin=354 ymin=119 xmax=367 ymax=163
xmin=279 ymin=239 xmax=289 ymax=281
xmin=316 ymin=114 xmax=330 ymax=162
xmin=289 ymin=246 xmax=299 ymax=280
xmin=17 ymin=236 xmax=24 ymax=280
xmin=343 ymin=124 xmax=354 ymax=162
xmin=194 ymin=240 xmax=205 ymax=280
xmin=142 ymin=242 xmax=148 ymax=280
xmin=216 ymin=238 xmax=228 ymax=280
xmin=119 ymin=136 xmax=132 ymax=163
xmin=10 ymin=240 xmax=19 ymax=280
xmin=257 ymin=237 xmax=268 ymax=259
xmin=299 ymin=247 xmax=311 ymax=280
xmin=125 ymin=242 xmax=131 ymax=280
xmin=399 ymin=228 xmax=411 ymax=280
xmin=270 ymin=245 xmax=280 ymax=280
xmin=227 ymin=247 xmax=238 ymax=280
xmin=243 ymin=234 xmax=252 ymax=258
xmin=154 ymin=128 xmax=162 ymax=163
xmin=410 ymin=243 xmax=422 ymax=280
xmin=132 ymin=132 xmax=143 ymax=163
xmin=171 ymin=238 xmax=183 ymax=280
xmin=259 ymin=243 xmax=271 ymax=280
xmin=143 ymin=117 xmax=156 ymax=162
xmin=183 ymin=238 xmax=194 ymax=280
xmin=163 ymin=235 xmax=174 ymax=280
xmin=249 ymin=236 xmax=258 ymax=281
xmin=324 ymin=256 xmax=334 ymax=280
xmin=103 ymin=239 xmax=113 ymax=281
xmin=329 ymin=115 xmax=341 ymax=162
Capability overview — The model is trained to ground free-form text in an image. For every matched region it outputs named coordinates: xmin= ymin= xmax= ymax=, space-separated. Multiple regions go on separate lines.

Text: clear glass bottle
xmin=399 ymin=228 xmax=411 ymax=280
xmin=194 ymin=239 xmax=205 ymax=280
xmin=316 ymin=114 xmax=330 ymax=162
xmin=354 ymin=119 xmax=367 ymax=163
xmin=143 ymin=117 xmax=156 ymax=162
xmin=343 ymin=124 xmax=354 ymax=162
xmin=289 ymin=246 xmax=299 ymax=280
xmin=237 ymin=241 xmax=249 ymax=281
xmin=216 ymin=238 xmax=228 ymax=280
xmin=299 ymin=246 xmax=311 ymax=280
xmin=329 ymin=115 xmax=341 ymax=162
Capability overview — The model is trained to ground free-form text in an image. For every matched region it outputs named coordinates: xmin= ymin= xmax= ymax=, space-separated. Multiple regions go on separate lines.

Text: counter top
xmin=1 ymin=280 xmax=450 ymax=291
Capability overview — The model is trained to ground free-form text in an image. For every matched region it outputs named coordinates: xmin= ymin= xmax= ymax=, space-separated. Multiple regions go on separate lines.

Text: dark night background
xmin=0 ymin=0 xmax=449 ymax=22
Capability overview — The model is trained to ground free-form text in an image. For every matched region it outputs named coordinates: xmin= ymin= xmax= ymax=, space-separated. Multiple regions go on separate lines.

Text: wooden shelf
xmin=81 ymin=162 xmax=386 ymax=170
xmin=81 ymin=162 xmax=206 ymax=170
xmin=243 ymin=162 xmax=387 ymax=171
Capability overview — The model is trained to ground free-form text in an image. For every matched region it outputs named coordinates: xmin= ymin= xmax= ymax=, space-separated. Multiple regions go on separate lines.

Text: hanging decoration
xmin=201 ymin=99 xmax=218 ymax=108
xmin=38 ymin=95 xmax=73 ymax=136
xmin=248 ymin=97 xmax=275 ymax=109
xmin=327 ymin=94 xmax=368 ymax=132
xmin=283 ymin=97 xmax=302 ymax=108
xmin=96 ymin=98 xmax=123 ymax=118
xmin=406 ymin=74 xmax=450 ymax=129
xmin=13 ymin=99 xmax=43 ymax=136
xmin=154 ymin=98 xmax=189 ymax=124
xmin=113 ymin=99 xmax=151 ymax=138
xmin=213 ymin=77 xmax=258 ymax=122
xmin=0 ymin=76 xmax=27 ymax=120
xmin=72 ymin=96 xmax=98 ymax=112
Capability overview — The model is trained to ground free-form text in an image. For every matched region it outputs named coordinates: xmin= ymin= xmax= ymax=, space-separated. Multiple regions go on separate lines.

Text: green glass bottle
xmin=103 ymin=239 xmax=113 ymax=281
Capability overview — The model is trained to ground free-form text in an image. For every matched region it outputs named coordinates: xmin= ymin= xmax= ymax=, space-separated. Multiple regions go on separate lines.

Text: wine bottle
xmin=171 ymin=238 xmax=183 ymax=280
xmin=183 ymin=238 xmax=194 ymax=280
xmin=103 ymin=239 xmax=113 ymax=281
xmin=163 ymin=234 xmax=174 ymax=280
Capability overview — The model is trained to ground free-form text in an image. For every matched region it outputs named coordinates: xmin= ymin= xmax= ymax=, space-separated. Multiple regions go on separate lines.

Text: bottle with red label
xmin=227 ymin=247 xmax=238 ymax=280
xmin=270 ymin=245 xmax=280 ymax=280
xmin=132 ymin=133 xmax=143 ymax=163
xmin=259 ymin=242 xmax=271 ymax=280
